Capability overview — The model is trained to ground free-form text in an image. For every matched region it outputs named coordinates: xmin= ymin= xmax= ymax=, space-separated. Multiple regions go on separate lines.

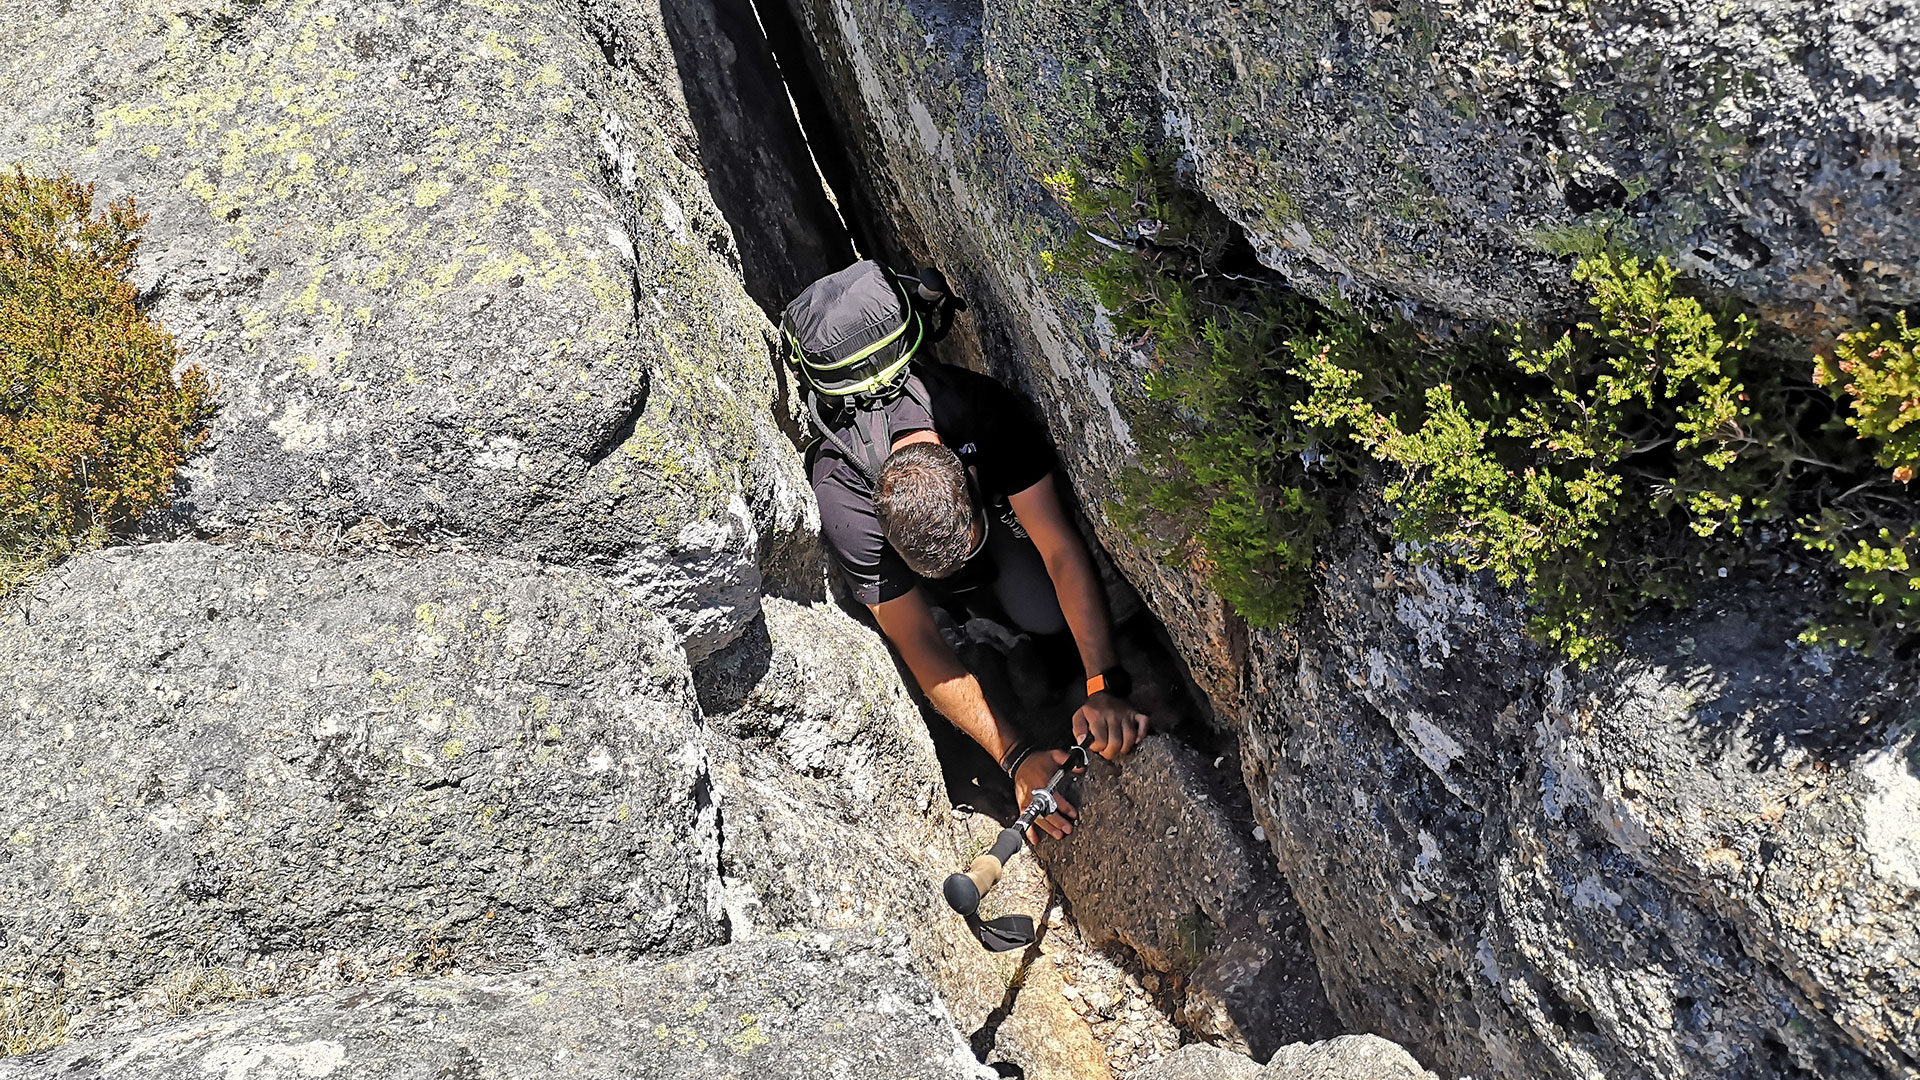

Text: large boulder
xmin=1247 ymin=519 xmax=1920 ymax=1079
xmin=0 ymin=932 xmax=995 ymax=1079
xmin=787 ymin=0 xmax=1916 ymax=327
xmin=777 ymin=1 xmax=1920 ymax=1076
xmin=1037 ymin=737 xmax=1340 ymax=1059
xmin=0 ymin=0 xmax=822 ymax=657
xmin=0 ymin=538 xmax=1027 ymax=1055
xmin=693 ymin=595 xmax=1015 ymax=1030
xmin=0 ymin=543 xmax=725 ymax=1030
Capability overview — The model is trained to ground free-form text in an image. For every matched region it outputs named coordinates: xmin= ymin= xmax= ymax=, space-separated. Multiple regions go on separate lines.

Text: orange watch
xmin=1085 ymin=667 xmax=1132 ymax=700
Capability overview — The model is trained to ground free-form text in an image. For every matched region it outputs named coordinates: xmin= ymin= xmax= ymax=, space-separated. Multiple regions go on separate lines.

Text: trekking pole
xmin=943 ymin=736 xmax=1092 ymax=920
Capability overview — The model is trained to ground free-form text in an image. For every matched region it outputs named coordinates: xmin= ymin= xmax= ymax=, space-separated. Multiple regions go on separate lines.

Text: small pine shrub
xmin=1045 ymin=149 xmax=1919 ymax=657
xmin=1817 ymin=311 xmax=1920 ymax=485
xmin=0 ymin=169 xmax=214 ymax=593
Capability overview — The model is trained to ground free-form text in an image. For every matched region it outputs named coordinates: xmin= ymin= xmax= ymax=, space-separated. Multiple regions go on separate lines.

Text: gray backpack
xmin=780 ymin=260 xmax=958 ymax=484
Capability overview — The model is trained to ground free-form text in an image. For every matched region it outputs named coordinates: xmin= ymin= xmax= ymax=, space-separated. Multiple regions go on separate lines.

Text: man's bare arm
xmin=869 ymin=587 xmax=1077 ymax=837
xmin=1008 ymin=472 xmax=1150 ymax=758
xmin=870 ymin=587 xmax=1015 ymax=760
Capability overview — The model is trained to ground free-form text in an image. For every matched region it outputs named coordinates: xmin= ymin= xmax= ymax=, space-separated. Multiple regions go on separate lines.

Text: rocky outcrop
xmin=793 ymin=0 xmax=1916 ymax=325
xmin=693 ymin=595 xmax=1014 ymax=1030
xmin=1251 ymin=521 xmax=1920 ymax=1079
xmin=1039 ymin=737 xmax=1340 ymax=1059
xmin=0 ymin=932 xmax=994 ymax=1080
xmin=0 ymin=0 xmax=1019 ymax=1071
xmin=0 ymin=0 xmax=830 ymax=659
xmin=778 ymin=0 xmax=1920 ymax=1076
xmin=0 ymin=544 xmax=726 ymax=1024
xmin=1141 ymin=1035 xmax=1439 ymax=1080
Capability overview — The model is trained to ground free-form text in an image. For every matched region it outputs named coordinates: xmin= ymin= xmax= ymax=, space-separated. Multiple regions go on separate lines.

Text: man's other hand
xmin=1073 ymin=692 xmax=1150 ymax=760
xmin=1014 ymin=750 xmax=1078 ymax=841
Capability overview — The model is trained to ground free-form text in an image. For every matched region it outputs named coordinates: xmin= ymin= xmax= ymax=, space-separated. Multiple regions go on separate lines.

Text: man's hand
xmin=1074 ymin=692 xmax=1150 ymax=760
xmin=1014 ymin=750 xmax=1078 ymax=841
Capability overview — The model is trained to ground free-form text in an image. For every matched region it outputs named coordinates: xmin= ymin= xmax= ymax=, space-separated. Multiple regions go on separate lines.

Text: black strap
xmin=807 ymin=369 xmax=937 ymax=487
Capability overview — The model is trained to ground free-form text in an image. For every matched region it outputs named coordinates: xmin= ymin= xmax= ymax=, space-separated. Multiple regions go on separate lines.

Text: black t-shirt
xmin=812 ymin=364 xmax=1056 ymax=605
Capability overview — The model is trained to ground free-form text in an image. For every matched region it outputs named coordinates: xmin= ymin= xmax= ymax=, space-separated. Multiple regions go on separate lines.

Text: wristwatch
xmin=1084 ymin=666 xmax=1132 ymax=700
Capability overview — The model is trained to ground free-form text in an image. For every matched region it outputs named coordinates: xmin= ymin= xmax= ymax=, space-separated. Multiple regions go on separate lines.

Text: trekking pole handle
xmin=941 ymin=737 xmax=1092 ymax=917
xmin=943 ymin=825 xmax=1024 ymax=917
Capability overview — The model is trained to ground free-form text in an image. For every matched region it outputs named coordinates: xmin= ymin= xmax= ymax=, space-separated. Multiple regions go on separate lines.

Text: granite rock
xmin=0 ymin=932 xmax=996 ymax=1080
xmin=0 ymin=0 xmax=820 ymax=658
xmin=780 ymin=0 xmax=1920 ymax=1075
xmin=1037 ymin=737 xmax=1340 ymax=1059
xmin=0 ymin=543 xmax=724 ymax=1030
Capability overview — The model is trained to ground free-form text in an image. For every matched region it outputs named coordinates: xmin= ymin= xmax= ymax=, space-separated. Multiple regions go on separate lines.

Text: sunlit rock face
xmin=0 ymin=933 xmax=995 ymax=1080
xmin=778 ymin=0 xmax=1920 ymax=1076
xmin=0 ymin=0 xmax=828 ymax=660
xmin=0 ymin=0 xmax=1003 ymax=1066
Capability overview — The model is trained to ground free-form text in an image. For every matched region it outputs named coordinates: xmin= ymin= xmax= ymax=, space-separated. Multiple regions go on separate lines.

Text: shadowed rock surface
xmin=1039 ymin=737 xmax=1341 ymax=1059
xmin=0 ymin=933 xmax=995 ymax=1080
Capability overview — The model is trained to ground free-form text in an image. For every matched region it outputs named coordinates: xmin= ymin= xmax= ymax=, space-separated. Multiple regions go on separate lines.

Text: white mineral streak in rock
xmin=1570 ymin=874 xmax=1625 ymax=912
xmin=472 ymin=436 xmax=522 ymax=471
xmin=268 ymin=400 xmax=328 ymax=452
xmin=908 ymin=95 xmax=942 ymax=154
xmin=1407 ymin=830 xmax=1443 ymax=902
xmin=1083 ymin=362 xmax=1136 ymax=453
xmin=1858 ymin=737 xmax=1920 ymax=890
xmin=606 ymin=224 xmax=636 ymax=264
xmin=1405 ymin=710 xmax=1468 ymax=779
xmin=1393 ymin=555 xmax=1489 ymax=667
xmin=654 ymin=186 xmax=690 ymax=246
xmin=199 ymin=1040 xmax=348 ymax=1080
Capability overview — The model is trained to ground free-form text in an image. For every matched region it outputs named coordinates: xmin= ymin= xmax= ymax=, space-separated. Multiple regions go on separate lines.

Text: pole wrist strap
xmin=1000 ymin=741 xmax=1037 ymax=779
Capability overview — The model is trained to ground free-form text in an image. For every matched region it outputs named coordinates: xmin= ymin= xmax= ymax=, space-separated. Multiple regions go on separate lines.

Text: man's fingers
xmin=1034 ymin=812 xmax=1069 ymax=840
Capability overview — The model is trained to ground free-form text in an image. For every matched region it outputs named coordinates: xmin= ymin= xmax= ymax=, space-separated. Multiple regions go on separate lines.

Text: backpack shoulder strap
xmin=810 ymin=393 xmax=889 ymax=487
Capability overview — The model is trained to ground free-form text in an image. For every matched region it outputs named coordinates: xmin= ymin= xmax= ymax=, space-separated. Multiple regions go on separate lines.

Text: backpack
xmin=780 ymin=259 xmax=958 ymax=485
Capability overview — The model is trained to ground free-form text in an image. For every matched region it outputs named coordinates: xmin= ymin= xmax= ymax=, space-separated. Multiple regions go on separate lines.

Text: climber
xmin=809 ymin=362 xmax=1150 ymax=845
xmin=783 ymin=259 xmax=1149 ymax=842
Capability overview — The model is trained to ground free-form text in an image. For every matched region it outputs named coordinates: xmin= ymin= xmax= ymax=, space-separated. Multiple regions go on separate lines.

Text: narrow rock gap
xmin=710 ymin=2 xmax=1343 ymax=1070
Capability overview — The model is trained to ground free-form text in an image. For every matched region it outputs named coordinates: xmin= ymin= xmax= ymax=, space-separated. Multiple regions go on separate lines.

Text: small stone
xmin=1253 ymin=826 xmax=1266 ymax=842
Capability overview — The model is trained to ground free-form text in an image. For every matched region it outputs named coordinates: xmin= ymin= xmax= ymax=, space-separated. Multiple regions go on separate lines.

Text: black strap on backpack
xmin=782 ymin=260 xmax=960 ymax=485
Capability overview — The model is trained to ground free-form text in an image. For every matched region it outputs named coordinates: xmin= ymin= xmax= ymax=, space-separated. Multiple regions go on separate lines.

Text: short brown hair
xmin=875 ymin=442 xmax=974 ymax=578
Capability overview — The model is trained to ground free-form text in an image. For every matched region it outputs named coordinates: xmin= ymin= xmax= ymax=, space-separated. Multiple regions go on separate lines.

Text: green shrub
xmin=0 ymin=169 xmax=215 ymax=594
xmin=1045 ymin=150 xmax=1918 ymax=657
xmin=1047 ymin=151 xmax=1327 ymax=626
xmin=1295 ymin=254 xmax=1793 ymax=660
xmin=1817 ymin=311 xmax=1920 ymax=485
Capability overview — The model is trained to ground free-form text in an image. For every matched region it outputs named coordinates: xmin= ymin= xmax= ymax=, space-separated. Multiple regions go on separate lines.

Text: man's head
xmin=875 ymin=442 xmax=981 ymax=579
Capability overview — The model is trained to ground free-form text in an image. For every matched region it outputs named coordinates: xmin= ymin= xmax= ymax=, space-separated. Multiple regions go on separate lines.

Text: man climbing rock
xmin=785 ymin=260 xmax=1149 ymax=841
